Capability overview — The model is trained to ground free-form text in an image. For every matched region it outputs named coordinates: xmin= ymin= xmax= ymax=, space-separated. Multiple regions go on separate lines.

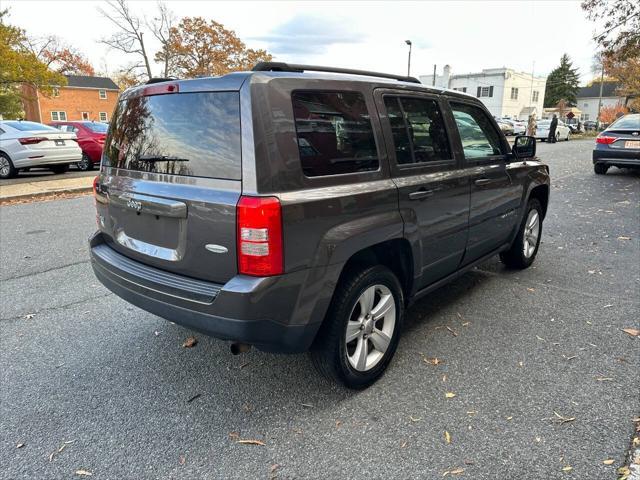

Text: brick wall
xmin=35 ymin=87 xmax=119 ymax=123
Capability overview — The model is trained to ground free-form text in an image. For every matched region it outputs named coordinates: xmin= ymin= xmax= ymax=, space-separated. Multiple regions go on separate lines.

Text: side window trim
xmin=382 ymin=92 xmax=456 ymax=171
xmin=446 ymin=98 xmax=508 ymax=164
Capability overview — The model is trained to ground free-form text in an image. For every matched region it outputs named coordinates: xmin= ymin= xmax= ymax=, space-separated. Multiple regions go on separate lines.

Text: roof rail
xmin=145 ymin=77 xmax=177 ymax=85
xmin=252 ymin=62 xmax=421 ymax=84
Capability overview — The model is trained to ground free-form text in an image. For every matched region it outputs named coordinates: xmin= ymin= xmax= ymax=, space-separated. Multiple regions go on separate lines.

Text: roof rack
xmin=252 ymin=62 xmax=421 ymax=84
xmin=145 ymin=77 xmax=176 ymax=84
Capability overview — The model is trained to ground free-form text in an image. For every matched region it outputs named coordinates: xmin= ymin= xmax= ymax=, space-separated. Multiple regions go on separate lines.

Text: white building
xmin=420 ymin=66 xmax=547 ymax=120
xmin=576 ymin=81 xmax=625 ymax=122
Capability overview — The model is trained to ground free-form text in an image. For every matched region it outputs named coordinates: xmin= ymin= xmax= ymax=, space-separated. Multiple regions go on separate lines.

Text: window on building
xmin=82 ymin=112 xmax=89 ymax=120
xmin=99 ymin=112 xmax=108 ymax=122
xmin=510 ymin=88 xmax=519 ymax=100
xmin=384 ymin=96 xmax=452 ymax=165
xmin=292 ymin=91 xmax=379 ymax=177
xmin=580 ymin=114 xmax=590 ymax=121
xmin=532 ymin=91 xmax=539 ymax=102
xmin=50 ymin=111 xmax=67 ymax=121
xmin=453 ymin=87 xmax=467 ymax=93
xmin=583 ymin=103 xmax=589 ymax=108
xmin=99 ymin=89 xmax=107 ymax=99
xmin=477 ymin=86 xmax=493 ymax=98
xmin=52 ymin=87 xmax=60 ymax=97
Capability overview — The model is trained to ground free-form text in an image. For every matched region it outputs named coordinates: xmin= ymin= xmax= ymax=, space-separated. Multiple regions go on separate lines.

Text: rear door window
xmin=292 ymin=91 xmax=379 ymax=177
xmin=450 ymin=103 xmax=503 ymax=159
xmin=384 ymin=96 xmax=452 ymax=165
xmin=103 ymin=92 xmax=241 ymax=179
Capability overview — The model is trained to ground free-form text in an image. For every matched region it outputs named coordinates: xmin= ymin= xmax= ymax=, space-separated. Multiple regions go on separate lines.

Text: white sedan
xmin=534 ymin=119 xmax=571 ymax=142
xmin=0 ymin=120 xmax=82 ymax=179
xmin=502 ymin=118 xmax=526 ymax=135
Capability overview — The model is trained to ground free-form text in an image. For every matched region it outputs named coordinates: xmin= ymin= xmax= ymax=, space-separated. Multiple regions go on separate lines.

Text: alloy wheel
xmin=0 ymin=156 xmax=9 ymax=177
xmin=523 ymin=209 xmax=540 ymax=258
xmin=345 ymin=284 xmax=396 ymax=372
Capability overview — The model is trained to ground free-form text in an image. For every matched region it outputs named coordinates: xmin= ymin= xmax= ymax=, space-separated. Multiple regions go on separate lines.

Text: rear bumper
xmin=593 ymin=147 xmax=640 ymax=167
xmin=89 ymin=232 xmax=328 ymax=353
xmin=12 ymin=148 xmax=82 ymax=169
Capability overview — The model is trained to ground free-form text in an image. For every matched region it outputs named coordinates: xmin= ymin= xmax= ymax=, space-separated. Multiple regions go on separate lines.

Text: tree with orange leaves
xmin=599 ymin=104 xmax=629 ymax=124
xmin=27 ymin=35 xmax=95 ymax=76
xmin=157 ymin=17 xmax=272 ymax=78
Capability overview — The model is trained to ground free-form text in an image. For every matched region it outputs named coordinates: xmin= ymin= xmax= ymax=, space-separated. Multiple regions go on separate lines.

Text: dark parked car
xmin=593 ymin=114 xmax=640 ymax=174
xmin=583 ymin=120 xmax=597 ymax=131
xmin=50 ymin=121 xmax=108 ymax=170
xmin=90 ymin=63 xmax=550 ymax=388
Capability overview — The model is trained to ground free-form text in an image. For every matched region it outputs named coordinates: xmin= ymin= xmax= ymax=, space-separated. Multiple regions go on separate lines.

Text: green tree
xmin=0 ymin=9 xmax=66 ymax=118
xmin=544 ymin=54 xmax=581 ymax=107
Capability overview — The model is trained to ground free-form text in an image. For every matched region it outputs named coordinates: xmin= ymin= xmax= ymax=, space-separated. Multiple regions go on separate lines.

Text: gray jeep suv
xmin=90 ymin=62 xmax=550 ymax=388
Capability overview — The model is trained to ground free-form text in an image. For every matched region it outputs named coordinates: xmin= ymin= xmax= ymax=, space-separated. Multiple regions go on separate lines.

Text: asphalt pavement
xmin=1 ymin=139 xmax=638 ymax=479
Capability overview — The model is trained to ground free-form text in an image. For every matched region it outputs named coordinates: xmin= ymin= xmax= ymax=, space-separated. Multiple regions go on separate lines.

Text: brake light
xmin=596 ymin=135 xmax=616 ymax=144
xmin=237 ymin=196 xmax=283 ymax=276
xmin=18 ymin=137 xmax=47 ymax=145
xmin=92 ymin=176 xmax=99 ymax=196
xmin=142 ymin=83 xmax=179 ymax=96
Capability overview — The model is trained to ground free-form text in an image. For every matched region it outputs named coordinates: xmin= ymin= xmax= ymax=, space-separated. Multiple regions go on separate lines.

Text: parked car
xmin=0 ymin=120 xmax=82 ymax=179
xmin=583 ymin=120 xmax=597 ymax=131
xmin=535 ymin=119 xmax=571 ymax=142
xmin=90 ymin=63 xmax=550 ymax=388
xmin=50 ymin=121 xmax=108 ymax=171
xmin=501 ymin=118 xmax=526 ymax=135
xmin=495 ymin=119 xmax=515 ymax=136
xmin=593 ymin=113 xmax=640 ymax=174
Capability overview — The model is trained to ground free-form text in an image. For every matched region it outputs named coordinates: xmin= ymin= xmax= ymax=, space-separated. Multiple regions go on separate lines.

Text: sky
xmin=5 ymin=0 xmax=603 ymax=84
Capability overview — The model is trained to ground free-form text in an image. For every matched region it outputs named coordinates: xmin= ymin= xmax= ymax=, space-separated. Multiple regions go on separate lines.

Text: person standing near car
xmin=527 ymin=114 xmax=537 ymax=136
xmin=548 ymin=114 xmax=558 ymax=143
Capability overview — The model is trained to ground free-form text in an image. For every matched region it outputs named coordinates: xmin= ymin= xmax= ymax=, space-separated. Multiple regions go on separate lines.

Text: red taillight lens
xmin=237 ymin=196 xmax=283 ymax=276
xmin=92 ymin=176 xmax=99 ymax=196
xmin=596 ymin=135 xmax=616 ymax=144
xmin=18 ymin=136 xmax=47 ymax=145
xmin=142 ymin=83 xmax=179 ymax=96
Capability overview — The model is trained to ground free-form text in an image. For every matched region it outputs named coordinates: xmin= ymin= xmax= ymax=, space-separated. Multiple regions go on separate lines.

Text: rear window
xmin=610 ymin=115 xmax=640 ymax=130
xmin=4 ymin=121 xmax=57 ymax=131
xmin=81 ymin=122 xmax=109 ymax=133
xmin=292 ymin=91 xmax=379 ymax=177
xmin=103 ymin=92 xmax=241 ymax=179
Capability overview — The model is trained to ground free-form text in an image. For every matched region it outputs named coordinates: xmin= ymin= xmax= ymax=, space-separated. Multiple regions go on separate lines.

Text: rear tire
xmin=500 ymin=198 xmax=543 ymax=269
xmin=310 ymin=265 xmax=403 ymax=389
xmin=0 ymin=153 xmax=17 ymax=179
xmin=594 ymin=163 xmax=609 ymax=175
xmin=50 ymin=164 xmax=70 ymax=174
xmin=77 ymin=153 xmax=92 ymax=171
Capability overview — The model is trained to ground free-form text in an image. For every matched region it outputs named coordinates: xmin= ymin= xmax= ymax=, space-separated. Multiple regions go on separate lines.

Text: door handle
xmin=409 ymin=189 xmax=435 ymax=200
xmin=474 ymin=178 xmax=492 ymax=186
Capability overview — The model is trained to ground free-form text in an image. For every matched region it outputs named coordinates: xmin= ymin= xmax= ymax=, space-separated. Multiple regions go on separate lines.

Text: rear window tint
xmin=103 ymin=92 xmax=241 ymax=179
xmin=292 ymin=91 xmax=379 ymax=177
xmin=610 ymin=115 xmax=640 ymax=129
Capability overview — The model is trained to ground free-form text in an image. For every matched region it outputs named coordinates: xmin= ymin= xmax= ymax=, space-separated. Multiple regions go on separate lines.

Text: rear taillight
xmin=237 ymin=196 xmax=283 ymax=276
xmin=92 ymin=176 xmax=99 ymax=196
xmin=142 ymin=83 xmax=179 ymax=96
xmin=596 ymin=135 xmax=616 ymax=144
xmin=18 ymin=137 xmax=47 ymax=145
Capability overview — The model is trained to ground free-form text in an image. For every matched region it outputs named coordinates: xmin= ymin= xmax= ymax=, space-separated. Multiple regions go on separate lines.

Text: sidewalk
xmin=0 ymin=176 xmax=94 ymax=203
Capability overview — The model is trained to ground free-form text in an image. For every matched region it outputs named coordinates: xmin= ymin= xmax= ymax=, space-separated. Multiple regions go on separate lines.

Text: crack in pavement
xmin=0 ymin=292 xmax=114 ymax=323
xmin=2 ymin=259 xmax=91 ymax=282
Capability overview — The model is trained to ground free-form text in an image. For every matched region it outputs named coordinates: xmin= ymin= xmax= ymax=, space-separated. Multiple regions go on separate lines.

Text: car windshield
xmin=610 ymin=115 xmax=640 ymax=129
xmin=3 ymin=121 xmax=58 ymax=131
xmin=81 ymin=122 xmax=109 ymax=133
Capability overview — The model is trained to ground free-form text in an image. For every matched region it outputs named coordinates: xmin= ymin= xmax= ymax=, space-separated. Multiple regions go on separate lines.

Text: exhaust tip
xmin=230 ymin=342 xmax=252 ymax=355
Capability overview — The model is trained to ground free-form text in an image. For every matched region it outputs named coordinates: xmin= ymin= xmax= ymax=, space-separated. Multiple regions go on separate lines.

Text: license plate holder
xmin=624 ymin=140 xmax=640 ymax=149
xmin=55 ymin=139 xmax=65 ymax=146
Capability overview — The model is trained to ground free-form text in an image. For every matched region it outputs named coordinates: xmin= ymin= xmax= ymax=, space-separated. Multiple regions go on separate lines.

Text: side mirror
xmin=512 ymin=135 xmax=536 ymax=159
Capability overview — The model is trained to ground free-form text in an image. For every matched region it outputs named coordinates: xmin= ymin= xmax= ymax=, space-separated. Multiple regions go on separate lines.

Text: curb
xmin=0 ymin=186 xmax=93 ymax=204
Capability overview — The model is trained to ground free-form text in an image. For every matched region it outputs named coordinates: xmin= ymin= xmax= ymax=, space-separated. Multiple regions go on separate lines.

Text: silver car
xmin=0 ymin=120 xmax=82 ymax=179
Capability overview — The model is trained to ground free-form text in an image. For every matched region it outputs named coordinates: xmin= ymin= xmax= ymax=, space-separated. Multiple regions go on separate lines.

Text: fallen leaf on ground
xmin=239 ymin=362 xmax=250 ymax=369
xmin=24 ymin=313 xmax=35 ymax=319
xmin=618 ymin=466 xmax=631 ymax=478
xmin=237 ymin=439 xmax=265 ymax=446
xmin=424 ymin=357 xmax=443 ymax=366
xmin=16 ymin=443 xmax=24 ymax=448
xmin=602 ymin=459 xmax=614 ymax=465
xmin=301 ymin=403 xmax=314 ymax=408
xmin=182 ymin=336 xmax=198 ymax=348
xmin=617 ymin=236 xmax=631 ymax=240
xmin=444 ymin=431 xmax=451 ymax=444
xmin=49 ymin=444 xmax=66 ymax=462
xmin=596 ymin=376 xmax=614 ymax=381
xmin=443 ymin=467 xmax=465 ymax=476
xmin=527 ymin=288 xmax=535 ymax=292
xmin=561 ymin=465 xmax=572 ymax=472
xmin=401 ymin=441 xmax=408 ymax=448
xmin=553 ymin=411 xmax=576 ymax=424
xmin=622 ymin=328 xmax=640 ymax=337
xmin=446 ymin=326 xmax=458 ymax=337
xmin=506 ymin=416 xmax=513 ymax=420
xmin=179 ymin=455 xmax=186 ymax=465
xmin=466 ymin=410 xmax=477 ymax=416
xmin=228 ymin=432 xmax=239 ymax=440
xmin=603 ymin=304 xmax=613 ymax=308
xmin=270 ymin=464 xmax=279 ymax=473
xmin=462 ymin=322 xmax=471 ymax=327
xmin=445 ymin=392 xmax=456 ymax=399
xmin=75 ymin=470 xmax=92 ymax=476
xmin=409 ymin=416 xmax=422 ymax=422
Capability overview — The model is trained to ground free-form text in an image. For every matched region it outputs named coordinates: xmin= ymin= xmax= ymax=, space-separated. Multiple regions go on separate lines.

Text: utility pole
xmin=432 ymin=64 xmax=436 ymax=86
xmin=405 ymin=40 xmax=412 ymax=77
xmin=596 ymin=57 xmax=604 ymax=130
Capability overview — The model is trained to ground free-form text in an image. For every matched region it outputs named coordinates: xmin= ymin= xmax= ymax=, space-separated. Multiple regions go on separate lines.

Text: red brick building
xmin=22 ymin=75 xmax=120 ymax=123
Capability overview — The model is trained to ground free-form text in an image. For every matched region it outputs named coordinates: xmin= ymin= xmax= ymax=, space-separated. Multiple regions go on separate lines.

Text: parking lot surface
xmin=1 ymin=139 xmax=638 ymax=479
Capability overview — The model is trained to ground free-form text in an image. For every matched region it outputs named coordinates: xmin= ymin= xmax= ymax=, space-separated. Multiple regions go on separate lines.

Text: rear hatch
xmin=99 ymin=86 xmax=242 ymax=284
xmin=602 ymin=115 xmax=640 ymax=150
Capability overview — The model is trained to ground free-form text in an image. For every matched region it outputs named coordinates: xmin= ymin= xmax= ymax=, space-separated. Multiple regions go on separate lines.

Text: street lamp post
xmin=405 ymin=40 xmax=412 ymax=77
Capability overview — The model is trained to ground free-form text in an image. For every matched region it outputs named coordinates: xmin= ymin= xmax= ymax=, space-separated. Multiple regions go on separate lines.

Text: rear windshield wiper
xmin=137 ymin=155 xmax=190 ymax=162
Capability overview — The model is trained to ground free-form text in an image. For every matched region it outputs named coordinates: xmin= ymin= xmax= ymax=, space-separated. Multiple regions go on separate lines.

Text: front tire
xmin=594 ymin=163 xmax=609 ymax=175
xmin=310 ymin=265 xmax=403 ymax=389
xmin=77 ymin=153 xmax=93 ymax=171
xmin=500 ymin=198 xmax=543 ymax=269
xmin=50 ymin=164 xmax=70 ymax=174
xmin=0 ymin=153 xmax=17 ymax=179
